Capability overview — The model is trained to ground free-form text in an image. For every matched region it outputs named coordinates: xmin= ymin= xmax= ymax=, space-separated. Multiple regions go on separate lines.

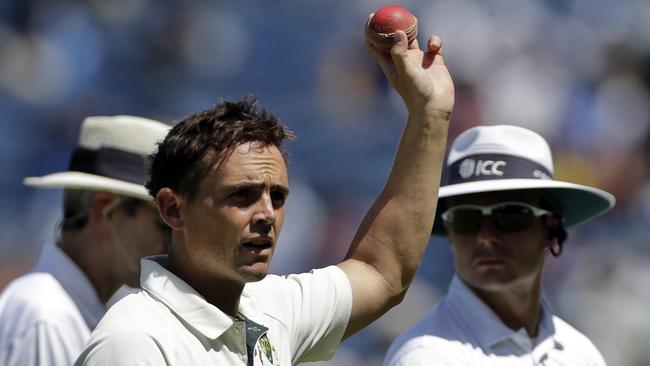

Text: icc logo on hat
xmin=458 ymin=158 xmax=506 ymax=180
xmin=458 ymin=158 xmax=476 ymax=179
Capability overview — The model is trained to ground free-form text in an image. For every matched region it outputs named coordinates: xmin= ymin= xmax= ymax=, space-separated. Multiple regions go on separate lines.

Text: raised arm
xmin=337 ymin=24 xmax=454 ymax=338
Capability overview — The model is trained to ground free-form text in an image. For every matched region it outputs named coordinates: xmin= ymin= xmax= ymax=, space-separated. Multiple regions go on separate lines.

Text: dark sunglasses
xmin=441 ymin=202 xmax=552 ymax=234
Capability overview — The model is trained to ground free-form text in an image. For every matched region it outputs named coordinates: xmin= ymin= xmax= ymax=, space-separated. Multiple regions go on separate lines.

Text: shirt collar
xmin=140 ymin=256 xmax=259 ymax=340
xmin=446 ymin=274 xmax=557 ymax=349
xmin=33 ymin=244 xmax=106 ymax=328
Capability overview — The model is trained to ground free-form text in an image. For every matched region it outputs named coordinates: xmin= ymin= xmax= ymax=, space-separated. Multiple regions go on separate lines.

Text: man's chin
xmin=462 ymin=271 xmax=517 ymax=291
xmin=240 ymin=264 xmax=270 ymax=282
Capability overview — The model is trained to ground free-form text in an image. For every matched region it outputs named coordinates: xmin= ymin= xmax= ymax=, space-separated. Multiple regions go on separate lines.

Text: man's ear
xmin=544 ymin=215 xmax=561 ymax=241
xmin=88 ymin=192 xmax=117 ymax=235
xmin=156 ymin=188 xmax=185 ymax=231
xmin=544 ymin=214 xmax=565 ymax=257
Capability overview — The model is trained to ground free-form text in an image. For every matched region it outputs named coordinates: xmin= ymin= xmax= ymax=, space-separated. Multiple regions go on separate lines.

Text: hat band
xmin=444 ymin=153 xmax=553 ymax=185
xmin=69 ymin=147 xmax=146 ymax=184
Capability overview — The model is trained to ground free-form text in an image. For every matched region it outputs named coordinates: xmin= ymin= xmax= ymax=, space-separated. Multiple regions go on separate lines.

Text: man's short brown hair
xmin=146 ymin=95 xmax=295 ymax=200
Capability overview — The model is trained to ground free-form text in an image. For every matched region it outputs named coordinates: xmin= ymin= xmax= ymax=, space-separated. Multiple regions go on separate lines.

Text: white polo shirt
xmin=384 ymin=275 xmax=606 ymax=366
xmin=75 ymin=256 xmax=353 ymax=366
xmin=0 ymin=244 xmax=106 ymax=366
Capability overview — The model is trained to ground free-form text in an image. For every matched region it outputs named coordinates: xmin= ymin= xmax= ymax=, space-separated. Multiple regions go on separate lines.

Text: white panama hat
xmin=432 ymin=124 xmax=616 ymax=235
xmin=24 ymin=115 xmax=170 ymax=201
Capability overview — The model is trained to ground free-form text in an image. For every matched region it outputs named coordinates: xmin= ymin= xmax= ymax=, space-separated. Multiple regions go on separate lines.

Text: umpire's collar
xmin=446 ymin=274 xmax=561 ymax=352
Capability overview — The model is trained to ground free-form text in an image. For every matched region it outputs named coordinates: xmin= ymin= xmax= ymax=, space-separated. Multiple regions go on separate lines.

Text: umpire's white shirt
xmin=75 ymin=256 xmax=353 ymax=366
xmin=0 ymin=244 xmax=106 ymax=366
xmin=384 ymin=275 xmax=606 ymax=366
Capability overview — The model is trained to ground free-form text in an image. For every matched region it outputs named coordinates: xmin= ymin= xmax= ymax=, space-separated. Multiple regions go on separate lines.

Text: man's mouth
xmin=475 ymin=256 xmax=507 ymax=265
xmin=242 ymin=238 xmax=273 ymax=250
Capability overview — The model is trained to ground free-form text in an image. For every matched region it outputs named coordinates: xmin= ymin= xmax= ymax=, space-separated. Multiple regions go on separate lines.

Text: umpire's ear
xmin=155 ymin=188 xmax=184 ymax=231
xmin=544 ymin=215 xmax=561 ymax=240
xmin=88 ymin=192 xmax=118 ymax=235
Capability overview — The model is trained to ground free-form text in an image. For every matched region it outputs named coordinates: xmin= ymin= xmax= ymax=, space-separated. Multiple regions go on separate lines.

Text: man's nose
xmin=252 ymin=193 xmax=276 ymax=225
xmin=476 ymin=216 xmax=500 ymax=244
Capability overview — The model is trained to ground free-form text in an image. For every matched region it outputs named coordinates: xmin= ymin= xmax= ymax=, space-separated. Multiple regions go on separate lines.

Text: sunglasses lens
xmin=446 ymin=208 xmax=483 ymax=234
xmin=492 ymin=204 xmax=536 ymax=232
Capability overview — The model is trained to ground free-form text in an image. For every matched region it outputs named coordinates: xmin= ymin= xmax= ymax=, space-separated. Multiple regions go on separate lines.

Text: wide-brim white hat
xmin=432 ymin=125 xmax=615 ymax=235
xmin=24 ymin=115 xmax=170 ymax=201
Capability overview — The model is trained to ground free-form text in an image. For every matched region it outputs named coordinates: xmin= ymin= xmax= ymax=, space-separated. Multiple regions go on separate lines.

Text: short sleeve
xmin=254 ymin=266 xmax=353 ymax=363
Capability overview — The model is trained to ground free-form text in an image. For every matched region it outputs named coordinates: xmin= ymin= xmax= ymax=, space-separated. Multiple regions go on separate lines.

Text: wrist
xmin=407 ymin=105 xmax=452 ymax=123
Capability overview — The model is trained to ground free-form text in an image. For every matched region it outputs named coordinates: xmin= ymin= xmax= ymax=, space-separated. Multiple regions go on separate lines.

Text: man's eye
xmin=271 ymin=191 xmax=286 ymax=207
xmin=231 ymin=189 xmax=250 ymax=199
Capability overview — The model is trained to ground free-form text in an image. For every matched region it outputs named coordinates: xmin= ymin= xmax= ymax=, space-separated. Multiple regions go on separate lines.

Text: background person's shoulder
xmin=551 ymin=315 xmax=607 ymax=365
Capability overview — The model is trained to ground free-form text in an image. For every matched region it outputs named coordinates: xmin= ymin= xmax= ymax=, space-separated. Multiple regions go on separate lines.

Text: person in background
xmin=384 ymin=124 xmax=615 ymax=365
xmin=74 ymin=23 xmax=454 ymax=366
xmin=0 ymin=115 xmax=171 ymax=366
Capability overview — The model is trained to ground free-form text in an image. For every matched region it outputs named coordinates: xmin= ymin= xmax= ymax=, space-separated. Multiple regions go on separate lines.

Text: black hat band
xmin=444 ymin=153 xmax=553 ymax=186
xmin=68 ymin=147 xmax=146 ymax=185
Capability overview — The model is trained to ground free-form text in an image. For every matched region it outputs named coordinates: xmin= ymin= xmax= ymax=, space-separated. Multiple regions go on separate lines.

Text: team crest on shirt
xmin=255 ymin=334 xmax=278 ymax=366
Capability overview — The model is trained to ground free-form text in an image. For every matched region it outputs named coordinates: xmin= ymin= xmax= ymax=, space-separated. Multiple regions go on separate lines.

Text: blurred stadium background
xmin=1 ymin=0 xmax=649 ymax=364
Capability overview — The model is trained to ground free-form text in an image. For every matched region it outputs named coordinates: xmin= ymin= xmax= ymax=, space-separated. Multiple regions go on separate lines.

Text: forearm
xmin=344 ymin=108 xmax=449 ymax=294
xmin=338 ymin=109 xmax=449 ymax=339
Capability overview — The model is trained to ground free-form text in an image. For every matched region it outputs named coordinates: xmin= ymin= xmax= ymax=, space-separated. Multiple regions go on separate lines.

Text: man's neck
xmin=166 ymin=250 xmax=244 ymax=317
xmin=469 ymin=278 xmax=542 ymax=337
xmin=58 ymin=232 xmax=118 ymax=304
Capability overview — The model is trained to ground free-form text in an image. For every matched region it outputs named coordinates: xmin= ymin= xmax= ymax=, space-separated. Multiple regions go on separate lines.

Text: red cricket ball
xmin=366 ymin=5 xmax=418 ymax=53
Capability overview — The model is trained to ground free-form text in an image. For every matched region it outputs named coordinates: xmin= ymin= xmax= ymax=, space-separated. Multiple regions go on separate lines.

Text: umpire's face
xmin=444 ymin=190 xmax=554 ymax=295
xmin=175 ymin=142 xmax=289 ymax=285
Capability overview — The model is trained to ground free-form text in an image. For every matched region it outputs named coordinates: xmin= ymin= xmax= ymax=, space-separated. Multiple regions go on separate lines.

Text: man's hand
xmin=366 ymin=21 xmax=454 ymax=118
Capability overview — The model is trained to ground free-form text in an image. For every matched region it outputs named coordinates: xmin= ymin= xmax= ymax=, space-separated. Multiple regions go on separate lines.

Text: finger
xmin=427 ymin=35 xmax=443 ymax=54
xmin=365 ymin=37 xmax=394 ymax=76
xmin=409 ymin=37 xmax=420 ymax=50
xmin=365 ymin=15 xmax=396 ymax=81
xmin=390 ymin=30 xmax=410 ymax=72
xmin=427 ymin=35 xmax=445 ymax=65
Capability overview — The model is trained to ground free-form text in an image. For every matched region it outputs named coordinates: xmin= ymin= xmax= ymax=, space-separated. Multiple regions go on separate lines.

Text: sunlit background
xmin=1 ymin=0 xmax=649 ymax=365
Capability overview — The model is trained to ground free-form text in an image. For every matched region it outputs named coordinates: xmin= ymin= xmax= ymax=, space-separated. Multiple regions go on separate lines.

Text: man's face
xmin=109 ymin=201 xmax=169 ymax=287
xmin=180 ymin=142 xmax=288 ymax=284
xmin=444 ymin=191 xmax=551 ymax=293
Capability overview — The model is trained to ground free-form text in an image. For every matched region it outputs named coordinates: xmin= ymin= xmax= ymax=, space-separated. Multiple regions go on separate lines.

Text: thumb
xmin=390 ymin=30 xmax=409 ymax=71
